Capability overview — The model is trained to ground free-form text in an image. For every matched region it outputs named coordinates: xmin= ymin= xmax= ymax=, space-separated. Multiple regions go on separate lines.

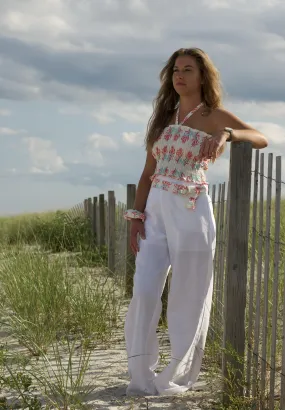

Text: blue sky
xmin=0 ymin=0 xmax=284 ymax=215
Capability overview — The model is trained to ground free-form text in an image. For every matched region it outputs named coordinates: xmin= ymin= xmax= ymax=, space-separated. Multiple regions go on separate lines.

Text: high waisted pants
xmin=124 ymin=183 xmax=216 ymax=396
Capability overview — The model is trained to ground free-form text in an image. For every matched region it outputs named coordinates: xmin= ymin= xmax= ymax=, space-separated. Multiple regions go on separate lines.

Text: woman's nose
xmin=176 ymin=71 xmax=184 ymax=79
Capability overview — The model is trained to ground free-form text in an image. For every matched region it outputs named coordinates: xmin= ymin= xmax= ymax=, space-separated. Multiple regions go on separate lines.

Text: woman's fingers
xmin=130 ymin=220 xmax=146 ymax=255
xmin=199 ymin=137 xmax=220 ymax=160
xmin=138 ymin=224 xmax=146 ymax=240
xmin=130 ymin=232 xmax=139 ymax=254
xmin=198 ymin=139 xmax=207 ymax=160
xmin=199 ymin=138 xmax=213 ymax=160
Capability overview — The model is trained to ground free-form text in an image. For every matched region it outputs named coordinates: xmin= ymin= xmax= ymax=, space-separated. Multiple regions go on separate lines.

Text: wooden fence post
xmin=269 ymin=156 xmax=281 ymax=410
xmin=108 ymin=191 xmax=116 ymax=274
xmin=92 ymin=197 xmax=97 ymax=246
xmin=87 ymin=198 xmax=92 ymax=236
xmin=260 ymin=153 xmax=273 ymax=405
xmin=125 ymin=184 xmax=136 ymax=297
xmin=105 ymin=200 xmax=109 ymax=245
xmin=246 ymin=149 xmax=259 ymax=395
xmin=83 ymin=199 xmax=88 ymax=216
xmin=87 ymin=198 xmax=92 ymax=217
xmin=222 ymin=142 xmax=252 ymax=404
xmin=211 ymin=183 xmax=216 ymax=213
xmin=252 ymin=153 xmax=265 ymax=398
xmin=98 ymin=194 xmax=105 ymax=249
xmin=161 ymin=274 xmax=170 ymax=325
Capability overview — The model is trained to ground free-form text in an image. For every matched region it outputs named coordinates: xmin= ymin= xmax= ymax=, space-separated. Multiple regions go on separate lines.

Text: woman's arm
xmin=199 ymin=108 xmax=268 ymax=161
xmin=132 ymin=148 xmax=157 ymax=213
xmin=126 ymin=148 xmax=156 ymax=255
xmin=213 ymin=108 xmax=268 ymax=149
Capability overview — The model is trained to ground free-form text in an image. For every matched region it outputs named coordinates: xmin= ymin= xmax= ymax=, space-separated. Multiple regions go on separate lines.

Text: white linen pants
xmin=124 ymin=183 xmax=216 ymax=396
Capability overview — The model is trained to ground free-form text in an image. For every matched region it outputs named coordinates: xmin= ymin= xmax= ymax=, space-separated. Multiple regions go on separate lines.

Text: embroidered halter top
xmin=150 ymin=103 xmax=211 ymax=209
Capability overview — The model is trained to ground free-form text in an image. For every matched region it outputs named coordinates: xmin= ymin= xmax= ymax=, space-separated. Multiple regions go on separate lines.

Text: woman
xmin=123 ymin=47 xmax=268 ymax=397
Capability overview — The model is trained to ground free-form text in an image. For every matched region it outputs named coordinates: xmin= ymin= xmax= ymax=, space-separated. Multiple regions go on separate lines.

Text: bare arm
xmin=199 ymin=108 xmax=268 ymax=161
xmin=132 ymin=148 xmax=157 ymax=213
xmin=213 ymin=108 xmax=268 ymax=149
xmin=128 ymin=148 xmax=156 ymax=255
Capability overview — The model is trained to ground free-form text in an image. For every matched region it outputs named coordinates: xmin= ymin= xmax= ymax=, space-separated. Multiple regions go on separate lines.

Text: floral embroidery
xmin=173 ymin=130 xmax=180 ymax=141
xmin=151 ymin=125 xmax=211 ymax=209
xmin=181 ymin=134 xmax=190 ymax=144
xmin=155 ymin=146 xmax=161 ymax=160
xmin=151 ymin=176 xmax=208 ymax=209
xmin=169 ymin=146 xmax=175 ymax=161
xmin=164 ymin=128 xmax=172 ymax=141
xmin=162 ymin=145 xmax=168 ymax=160
xmin=162 ymin=180 xmax=172 ymax=190
xmin=175 ymin=148 xmax=183 ymax=163
xmin=191 ymin=134 xmax=200 ymax=147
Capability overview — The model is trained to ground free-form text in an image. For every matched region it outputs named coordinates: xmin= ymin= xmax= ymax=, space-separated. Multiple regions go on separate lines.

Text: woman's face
xmin=172 ymin=55 xmax=202 ymax=97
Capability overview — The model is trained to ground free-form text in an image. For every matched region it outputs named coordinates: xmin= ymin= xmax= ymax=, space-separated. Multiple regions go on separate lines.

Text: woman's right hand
xmin=130 ymin=219 xmax=146 ymax=255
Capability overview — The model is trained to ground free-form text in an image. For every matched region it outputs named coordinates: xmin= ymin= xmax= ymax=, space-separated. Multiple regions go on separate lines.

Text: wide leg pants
xmin=124 ymin=183 xmax=216 ymax=396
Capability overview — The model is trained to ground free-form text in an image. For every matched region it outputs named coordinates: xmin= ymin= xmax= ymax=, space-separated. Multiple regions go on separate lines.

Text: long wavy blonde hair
xmin=145 ymin=48 xmax=223 ymax=149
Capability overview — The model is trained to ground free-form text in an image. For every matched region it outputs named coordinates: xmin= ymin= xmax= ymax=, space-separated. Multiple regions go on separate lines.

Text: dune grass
xmin=0 ymin=209 xmax=121 ymax=409
xmin=1 ymin=197 xmax=284 ymax=409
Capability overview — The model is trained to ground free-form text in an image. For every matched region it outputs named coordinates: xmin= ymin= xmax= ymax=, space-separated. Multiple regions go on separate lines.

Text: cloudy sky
xmin=0 ymin=0 xmax=284 ymax=215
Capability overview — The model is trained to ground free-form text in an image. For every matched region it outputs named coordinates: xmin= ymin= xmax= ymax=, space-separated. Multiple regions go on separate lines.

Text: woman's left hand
xmin=198 ymin=130 xmax=229 ymax=162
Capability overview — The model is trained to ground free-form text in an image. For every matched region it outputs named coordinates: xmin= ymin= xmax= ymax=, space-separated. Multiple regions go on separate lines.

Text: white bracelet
xmin=124 ymin=209 xmax=146 ymax=222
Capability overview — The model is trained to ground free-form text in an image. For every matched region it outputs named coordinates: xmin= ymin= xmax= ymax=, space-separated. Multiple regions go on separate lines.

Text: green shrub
xmin=0 ymin=251 xmax=120 ymax=355
xmin=0 ymin=210 xmax=94 ymax=253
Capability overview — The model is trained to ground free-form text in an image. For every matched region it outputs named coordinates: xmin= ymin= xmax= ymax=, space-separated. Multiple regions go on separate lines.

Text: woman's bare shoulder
xmin=206 ymin=107 xmax=254 ymax=132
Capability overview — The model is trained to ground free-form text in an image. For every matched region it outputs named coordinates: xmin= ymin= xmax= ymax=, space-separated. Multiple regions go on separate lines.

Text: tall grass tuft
xmin=0 ymin=250 xmax=120 ymax=355
xmin=0 ymin=207 xmax=122 ymax=407
xmin=0 ymin=210 xmax=94 ymax=253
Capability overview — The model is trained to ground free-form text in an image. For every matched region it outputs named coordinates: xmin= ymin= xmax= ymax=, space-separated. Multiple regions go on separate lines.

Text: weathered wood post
xmin=98 ymin=194 xmax=105 ymax=249
xmin=108 ymin=191 xmax=116 ymax=274
xmin=87 ymin=197 xmax=92 ymax=218
xmin=125 ymin=184 xmax=136 ymax=297
xmin=269 ymin=156 xmax=281 ymax=410
xmin=260 ymin=153 xmax=273 ymax=406
xmin=161 ymin=275 xmax=170 ymax=325
xmin=83 ymin=199 xmax=88 ymax=216
xmin=87 ymin=198 xmax=93 ymax=240
xmin=92 ymin=197 xmax=97 ymax=246
xmin=222 ymin=142 xmax=252 ymax=405
xmin=246 ymin=150 xmax=259 ymax=395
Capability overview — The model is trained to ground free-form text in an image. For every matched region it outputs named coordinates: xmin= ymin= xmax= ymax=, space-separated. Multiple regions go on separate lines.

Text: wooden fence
xmin=82 ymin=143 xmax=284 ymax=408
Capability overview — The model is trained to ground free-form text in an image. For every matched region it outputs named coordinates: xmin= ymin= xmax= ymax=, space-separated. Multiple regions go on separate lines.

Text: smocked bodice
xmin=151 ymin=125 xmax=210 ymax=183
xmin=150 ymin=125 xmax=211 ymax=209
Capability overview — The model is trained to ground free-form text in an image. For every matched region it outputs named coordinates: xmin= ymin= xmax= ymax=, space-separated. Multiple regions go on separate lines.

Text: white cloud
xmin=203 ymin=0 xmax=230 ymax=9
xmin=23 ymin=136 xmax=66 ymax=174
xmin=2 ymin=9 xmax=72 ymax=39
xmin=202 ymin=0 xmax=281 ymax=10
xmin=0 ymin=127 xmax=26 ymax=135
xmin=0 ymin=109 xmax=11 ymax=116
xmin=6 ymin=168 xmax=17 ymax=174
xmin=1 ymin=0 xmax=285 ymax=215
xmin=122 ymin=131 xmax=144 ymax=146
xmin=225 ymin=100 xmax=285 ymax=120
xmin=91 ymin=112 xmax=114 ymax=125
xmin=91 ymin=100 xmax=152 ymax=125
xmin=0 ymin=0 xmax=160 ymax=52
xmin=2 ymin=1 xmax=285 ymax=107
xmin=87 ymin=133 xmax=118 ymax=150
xmin=75 ymin=133 xmax=118 ymax=168
xmin=82 ymin=150 xmax=105 ymax=168
xmin=249 ymin=122 xmax=285 ymax=145
xmin=58 ymin=106 xmax=83 ymax=115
